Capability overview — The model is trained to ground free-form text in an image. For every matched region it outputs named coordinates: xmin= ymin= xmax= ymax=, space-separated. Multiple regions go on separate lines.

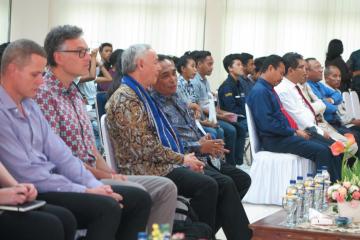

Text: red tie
xmin=272 ymin=89 xmax=298 ymax=130
xmin=295 ymin=85 xmax=317 ymax=124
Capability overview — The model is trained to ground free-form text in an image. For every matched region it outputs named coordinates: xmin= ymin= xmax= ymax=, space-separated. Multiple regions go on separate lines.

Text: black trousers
xmin=165 ymin=167 xmax=218 ymax=232
xmin=204 ymin=163 xmax=252 ymax=240
xmin=38 ymin=186 xmax=151 ymax=240
xmin=0 ymin=204 xmax=76 ymax=240
xmin=262 ymin=135 xmax=342 ymax=182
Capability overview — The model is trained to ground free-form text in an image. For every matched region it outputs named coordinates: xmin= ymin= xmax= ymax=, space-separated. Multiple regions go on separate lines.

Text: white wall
xmin=10 ymin=0 xmax=49 ymax=45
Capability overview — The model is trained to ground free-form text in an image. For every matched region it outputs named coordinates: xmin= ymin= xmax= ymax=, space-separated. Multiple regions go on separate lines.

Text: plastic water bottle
xmin=286 ymin=180 xmax=298 ymax=196
xmin=314 ymin=169 xmax=324 ymax=209
xmin=160 ymin=224 xmax=171 ymax=240
xmin=304 ymin=186 xmax=314 ymax=221
xmin=321 ymin=166 xmax=331 ymax=210
xmin=137 ymin=232 xmax=147 ymax=240
xmin=304 ymin=173 xmax=314 ymax=188
xmin=295 ymin=176 xmax=305 ymax=222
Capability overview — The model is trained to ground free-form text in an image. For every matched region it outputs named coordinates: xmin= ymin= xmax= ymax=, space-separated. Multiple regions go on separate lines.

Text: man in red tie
xmin=247 ymin=55 xmax=342 ymax=182
xmin=276 ymin=52 xmax=358 ymax=155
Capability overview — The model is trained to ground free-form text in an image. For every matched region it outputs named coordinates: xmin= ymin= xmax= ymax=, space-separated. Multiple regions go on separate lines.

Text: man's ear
xmin=53 ymin=52 xmax=63 ymax=66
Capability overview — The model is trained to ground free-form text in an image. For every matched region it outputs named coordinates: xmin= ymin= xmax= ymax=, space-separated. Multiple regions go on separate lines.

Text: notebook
xmin=0 ymin=200 xmax=46 ymax=212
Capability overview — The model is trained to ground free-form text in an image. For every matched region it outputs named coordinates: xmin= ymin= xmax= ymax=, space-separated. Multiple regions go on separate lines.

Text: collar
xmin=150 ymin=90 xmax=177 ymax=104
xmin=43 ymin=68 xmax=78 ymax=97
xmin=257 ymin=77 xmax=274 ymax=90
xmin=323 ymin=82 xmax=336 ymax=91
xmin=194 ymin=72 xmax=206 ymax=82
xmin=282 ymin=77 xmax=297 ymax=88
xmin=178 ymin=75 xmax=192 ymax=85
xmin=0 ymin=86 xmax=18 ymax=110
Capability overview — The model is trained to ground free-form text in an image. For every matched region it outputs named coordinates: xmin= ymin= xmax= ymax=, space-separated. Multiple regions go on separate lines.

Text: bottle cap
xmin=321 ymin=166 xmax=328 ymax=170
xmin=290 ymin=180 xmax=296 ymax=184
xmin=297 ymin=176 xmax=303 ymax=180
xmin=307 ymin=173 xmax=313 ymax=177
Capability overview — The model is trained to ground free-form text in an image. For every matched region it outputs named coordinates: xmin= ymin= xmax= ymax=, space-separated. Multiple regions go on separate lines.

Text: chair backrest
xmin=95 ymin=92 xmax=108 ymax=143
xmin=100 ymin=114 xmax=117 ymax=171
xmin=245 ymin=104 xmax=261 ymax=156
xmin=350 ymin=91 xmax=360 ymax=119
xmin=342 ymin=92 xmax=355 ymax=119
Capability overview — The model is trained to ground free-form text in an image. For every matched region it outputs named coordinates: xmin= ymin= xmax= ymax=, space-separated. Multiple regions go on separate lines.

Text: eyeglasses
xmin=57 ymin=48 xmax=90 ymax=58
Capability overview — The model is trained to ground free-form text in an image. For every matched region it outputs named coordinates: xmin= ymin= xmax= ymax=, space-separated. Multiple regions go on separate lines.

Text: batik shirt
xmin=35 ymin=69 xmax=96 ymax=167
xmin=177 ymin=75 xmax=197 ymax=104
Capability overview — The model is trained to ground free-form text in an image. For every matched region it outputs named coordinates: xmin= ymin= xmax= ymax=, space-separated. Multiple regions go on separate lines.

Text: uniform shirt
xmin=177 ymin=75 xmax=196 ymax=104
xmin=246 ymin=78 xmax=295 ymax=137
xmin=275 ymin=77 xmax=319 ymax=131
xmin=192 ymin=73 xmax=211 ymax=109
xmin=35 ymin=69 xmax=96 ymax=167
xmin=239 ymin=75 xmax=255 ymax=96
xmin=0 ymin=86 xmax=102 ymax=193
xmin=150 ymin=90 xmax=204 ymax=155
xmin=218 ymin=74 xmax=246 ymax=117
xmin=307 ymin=80 xmax=342 ymax=124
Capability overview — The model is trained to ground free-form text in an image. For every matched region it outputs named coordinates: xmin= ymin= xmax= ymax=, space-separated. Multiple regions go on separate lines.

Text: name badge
xmin=235 ymin=95 xmax=240 ymax=99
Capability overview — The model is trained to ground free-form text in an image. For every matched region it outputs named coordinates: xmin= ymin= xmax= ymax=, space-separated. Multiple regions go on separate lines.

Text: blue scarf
xmin=122 ymin=75 xmax=184 ymax=154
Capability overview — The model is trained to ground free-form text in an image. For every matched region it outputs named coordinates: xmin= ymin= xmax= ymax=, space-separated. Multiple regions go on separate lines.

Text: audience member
xmin=325 ymin=39 xmax=351 ymax=92
xmin=150 ymin=56 xmax=252 ymax=240
xmin=0 ymin=38 xmax=151 ymax=240
xmin=217 ymin=54 xmax=248 ymax=165
xmin=238 ymin=52 xmax=255 ymax=95
xmin=247 ymin=55 xmax=342 ymax=182
xmin=249 ymin=56 xmax=266 ymax=82
xmin=347 ymin=48 xmax=360 ymax=98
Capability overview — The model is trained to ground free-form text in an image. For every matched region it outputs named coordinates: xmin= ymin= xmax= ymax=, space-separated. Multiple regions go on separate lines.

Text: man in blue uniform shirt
xmin=247 ymin=55 xmax=342 ymax=182
xmin=218 ymin=54 xmax=247 ymax=166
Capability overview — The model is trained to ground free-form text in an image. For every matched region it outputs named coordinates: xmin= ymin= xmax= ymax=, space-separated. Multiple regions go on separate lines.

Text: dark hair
xmin=222 ymin=53 xmax=241 ymax=73
xmin=99 ymin=42 xmax=112 ymax=52
xmin=254 ymin=56 xmax=266 ymax=73
xmin=324 ymin=64 xmax=340 ymax=78
xmin=190 ymin=50 xmax=211 ymax=65
xmin=326 ymin=39 xmax=343 ymax=61
xmin=157 ymin=54 xmax=173 ymax=62
xmin=239 ymin=52 xmax=253 ymax=65
xmin=305 ymin=57 xmax=316 ymax=62
xmin=282 ymin=52 xmax=303 ymax=75
xmin=44 ymin=25 xmax=83 ymax=67
xmin=260 ymin=55 xmax=284 ymax=73
xmin=176 ymin=53 xmax=195 ymax=74
xmin=0 ymin=42 xmax=10 ymax=69
xmin=107 ymin=49 xmax=124 ymax=99
xmin=1 ymin=39 xmax=46 ymax=75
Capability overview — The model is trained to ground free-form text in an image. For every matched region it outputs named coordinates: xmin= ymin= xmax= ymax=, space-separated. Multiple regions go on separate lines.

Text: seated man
xmin=191 ymin=50 xmax=245 ymax=166
xmin=218 ymin=54 xmax=248 ymax=166
xmin=150 ymin=55 xmax=252 ymax=240
xmin=35 ymin=25 xmax=177 ymax=232
xmin=307 ymin=58 xmax=360 ymax=146
xmin=238 ymin=52 xmax=256 ymax=95
xmin=106 ymin=44 xmax=219 ymax=236
xmin=247 ymin=55 xmax=342 ymax=182
xmin=275 ymin=52 xmax=357 ymax=154
xmin=0 ymin=39 xmax=151 ymax=240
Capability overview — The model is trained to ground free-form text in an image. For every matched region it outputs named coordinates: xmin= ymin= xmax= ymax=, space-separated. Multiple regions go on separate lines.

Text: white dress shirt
xmin=275 ymin=77 xmax=319 ymax=131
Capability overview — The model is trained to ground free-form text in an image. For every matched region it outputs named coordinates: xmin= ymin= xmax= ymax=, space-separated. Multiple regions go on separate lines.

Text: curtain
xmin=49 ymin=0 xmax=205 ymax=56
xmin=223 ymin=0 xmax=360 ymax=64
xmin=0 ymin=0 xmax=10 ymax=43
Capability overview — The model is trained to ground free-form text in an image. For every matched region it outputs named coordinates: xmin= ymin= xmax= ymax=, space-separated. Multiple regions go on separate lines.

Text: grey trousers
xmin=102 ymin=176 xmax=177 ymax=232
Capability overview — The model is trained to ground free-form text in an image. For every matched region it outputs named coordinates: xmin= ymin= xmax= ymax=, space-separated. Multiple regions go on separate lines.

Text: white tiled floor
xmin=215 ymin=203 xmax=282 ymax=240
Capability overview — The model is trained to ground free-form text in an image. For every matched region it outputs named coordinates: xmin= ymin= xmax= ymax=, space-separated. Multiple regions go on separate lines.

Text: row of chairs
xmin=342 ymin=91 xmax=360 ymax=119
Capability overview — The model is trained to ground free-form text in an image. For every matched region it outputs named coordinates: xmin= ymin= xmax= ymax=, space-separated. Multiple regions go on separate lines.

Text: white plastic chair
xmin=350 ymin=91 xmax=360 ymax=119
xmin=243 ymin=104 xmax=315 ymax=205
xmin=342 ymin=92 xmax=354 ymax=119
xmin=100 ymin=114 xmax=118 ymax=171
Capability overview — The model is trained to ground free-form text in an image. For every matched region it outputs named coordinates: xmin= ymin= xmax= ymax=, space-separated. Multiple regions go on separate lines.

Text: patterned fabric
xmin=150 ymin=90 xmax=203 ymax=155
xmin=106 ymin=84 xmax=184 ymax=176
xmin=191 ymin=73 xmax=211 ymax=109
xmin=177 ymin=75 xmax=197 ymax=104
xmin=35 ymin=69 xmax=96 ymax=167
